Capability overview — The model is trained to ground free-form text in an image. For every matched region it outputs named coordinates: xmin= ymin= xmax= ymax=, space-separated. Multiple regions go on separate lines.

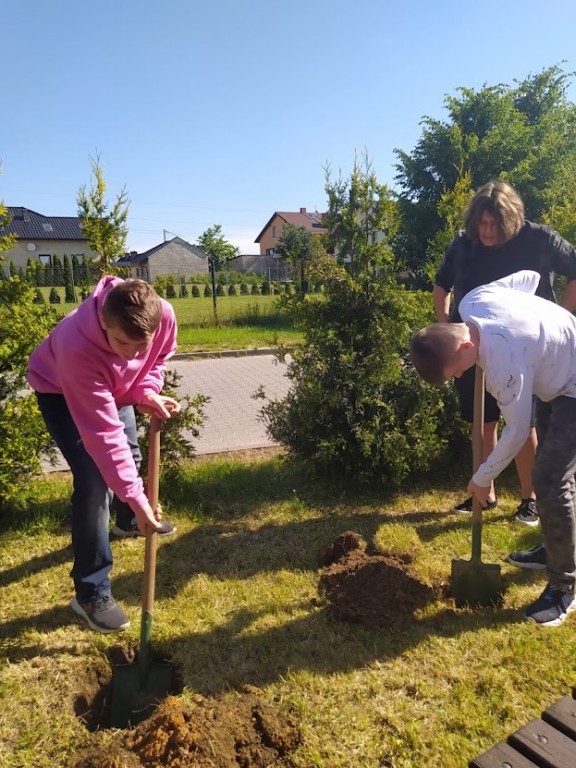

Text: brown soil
xmin=69 ymin=529 xmax=434 ymax=766
xmin=318 ymin=531 xmax=440 ymax=629
xmin=71 ymin=671 xmax=300 ymax=768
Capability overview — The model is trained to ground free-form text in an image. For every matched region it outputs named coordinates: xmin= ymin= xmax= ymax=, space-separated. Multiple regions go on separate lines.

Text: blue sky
xmin=3 ymin=0 xmax=576 ymax=254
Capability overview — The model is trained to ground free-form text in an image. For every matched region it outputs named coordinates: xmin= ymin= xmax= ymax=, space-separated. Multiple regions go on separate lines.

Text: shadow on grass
xmin=1 ymin=453 xmax=547 ymax=687
xmin=164 ymin=602 xmax=526 ymax=695
xmin=0 ymin=543 xmax=73 ymax=588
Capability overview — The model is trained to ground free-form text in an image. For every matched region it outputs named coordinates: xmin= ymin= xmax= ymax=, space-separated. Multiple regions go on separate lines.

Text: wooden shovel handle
xmin=471 ymin=366 xmax=485 ymax=522
xmin=142 ymin=415 xmax=162 ymax=617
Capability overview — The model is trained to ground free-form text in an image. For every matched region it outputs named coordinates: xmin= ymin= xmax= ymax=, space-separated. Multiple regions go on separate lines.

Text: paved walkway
xmin=44 ymin=352 xmax=292 ymax=471
xmin=172 ymin=352 xmax=291 ymax=455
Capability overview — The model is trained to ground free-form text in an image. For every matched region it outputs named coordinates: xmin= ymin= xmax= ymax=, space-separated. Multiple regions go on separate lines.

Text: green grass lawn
xmin=1 ymin=451 xmax=575 ymax=768
xmin=46 ymin=292 xmax=303 ymax=352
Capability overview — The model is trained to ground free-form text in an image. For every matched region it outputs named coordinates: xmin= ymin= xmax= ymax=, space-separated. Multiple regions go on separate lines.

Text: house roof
xmin=255 ymin=208 xmax=326 ymax=243
xmin=2 ymin=207 xmax=86 ymax=240
xmin=116 ymin=236 xmax=209 ymax=265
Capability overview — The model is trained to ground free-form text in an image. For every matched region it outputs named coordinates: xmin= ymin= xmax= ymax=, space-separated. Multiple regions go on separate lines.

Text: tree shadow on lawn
xmin=0 ymin=542 xmax=73 ymax=588
xmin=164 ymin=602 xmax=524 ymax=696
xmin=111 ymin=505 xmax=461 ymax=602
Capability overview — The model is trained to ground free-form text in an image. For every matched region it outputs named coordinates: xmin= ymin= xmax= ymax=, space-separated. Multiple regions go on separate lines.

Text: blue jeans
xmin=534 ymin=397 xmax=576 ymax=589
xmin=36 ymin=393 xmax=141 ymax=601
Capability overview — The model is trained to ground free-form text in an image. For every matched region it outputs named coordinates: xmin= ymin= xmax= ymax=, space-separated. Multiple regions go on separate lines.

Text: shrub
xmin=153 ymin=276 xmax=167 ymax=297
xmin=192 ymin=284 xmax=201 ymax=298
xmin=33 ymin=288 xmax=45 ymax=304
xmin=135 ymin=368 xmax=208 ymax=479
xmin=65 ymin=284 xmax=76 ymax=303
xmin=240 ymin=283 xmax=249 ymax=295
xmin=216 ymin=284 xmax=225 ymax=296
xmin=259 ymin=158 xmax=466 ymax=488
xmin=0 ymin=278 xmax=59 ymax=508
xmin=227 ymin=284 xmax=237 ymax=296
xmin=49 ymin=287 xmax=61 ymax=303
xmin=261 ymin=280 xmax=271 ymax=295
xmin=250 ymin=283 xmax=260 ymax=295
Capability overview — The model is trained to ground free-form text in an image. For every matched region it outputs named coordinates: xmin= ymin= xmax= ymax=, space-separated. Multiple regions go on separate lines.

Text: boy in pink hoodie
xmin=28 ymin=276 xmax=180 ymax=632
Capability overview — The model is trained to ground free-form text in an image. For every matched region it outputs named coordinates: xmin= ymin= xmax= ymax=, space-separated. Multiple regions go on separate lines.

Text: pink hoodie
xmin=28 ymin=276 xmax=177 ymax=514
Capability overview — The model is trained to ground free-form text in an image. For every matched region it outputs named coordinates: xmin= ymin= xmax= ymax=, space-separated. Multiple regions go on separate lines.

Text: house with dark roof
xmin=116 ymin=236 xmax=210 ymax=281
xmin=255 ymin=207 xmax=326 ymax=256
xmin=0 ymin=207 xmax=99 ymax=271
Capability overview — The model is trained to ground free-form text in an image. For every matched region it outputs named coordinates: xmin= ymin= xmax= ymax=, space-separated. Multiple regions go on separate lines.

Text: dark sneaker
xmin=111 ymin=520 xmax=176 ymax=538
xmin=514 ymin=498 xmax=539 ymax=527
xmin=507 ymin=544 xmax=547 ymax=570
xmin=524 ymin=583 xmax=576 ymax=627
xmin=453 ymin=496 xmax=498 ymax=514
xmin=71 ymin=594 xmax=130 ymax=633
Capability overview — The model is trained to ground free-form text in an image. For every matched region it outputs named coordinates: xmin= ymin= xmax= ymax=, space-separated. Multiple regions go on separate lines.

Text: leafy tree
xmin=77 ymin=153 xmax=129 ymax=275
xmin=0 ymin=194 xmax=16 ymax=257
xmin=259 ymin=156 xmax=466 ymax=487
xmin=425 ymin=169 xmax=474 ymax=283
xmin=275 ymin=223 xmax=322 ymax=294
xmin=196 ymin=224 xmax=239 ymax=272
xmin=394 ymin=64 xmax=576 ymax=282
xmin=196 ymin=225 xmax=238 ymax=324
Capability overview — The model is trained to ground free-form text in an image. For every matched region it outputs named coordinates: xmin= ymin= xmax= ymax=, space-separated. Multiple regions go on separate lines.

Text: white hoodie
xmin=459 ymin=270 xmax=576 ymax=488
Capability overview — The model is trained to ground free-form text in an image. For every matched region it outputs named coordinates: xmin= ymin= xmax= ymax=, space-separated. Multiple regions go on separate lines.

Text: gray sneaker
xmin=71 ymin=594 xmax=130 ymax=633
xmin=514 ymin=498 xmax=539 ymax=527
xmin=507 ymin=544 xmax=547 ymax=570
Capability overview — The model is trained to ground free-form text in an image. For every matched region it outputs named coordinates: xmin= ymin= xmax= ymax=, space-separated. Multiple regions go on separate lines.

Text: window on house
xmin=39 ymin=254 xmax=51 ymax=265
xmin=72 ymin=254 xmax=84 ymax=264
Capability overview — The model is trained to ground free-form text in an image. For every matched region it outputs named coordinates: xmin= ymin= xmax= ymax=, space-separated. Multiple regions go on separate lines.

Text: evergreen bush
xmin=49 ymin=287 xmax=61 ymax=303
xmin=259 ymin=158 xmax=466 ymax=488
xmin=0 ymin=277 xmax=59 ymax=508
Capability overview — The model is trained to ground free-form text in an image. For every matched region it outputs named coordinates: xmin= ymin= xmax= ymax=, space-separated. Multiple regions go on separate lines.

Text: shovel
xmin=110 ymin=414 xmax=173 ymax=728
xmin=450 ymin=366 xmax=503 ymax=608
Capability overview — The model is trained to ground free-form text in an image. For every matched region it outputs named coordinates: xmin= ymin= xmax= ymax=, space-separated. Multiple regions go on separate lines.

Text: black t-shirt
xmin=434 ymin=221 xmax=576 ymax=321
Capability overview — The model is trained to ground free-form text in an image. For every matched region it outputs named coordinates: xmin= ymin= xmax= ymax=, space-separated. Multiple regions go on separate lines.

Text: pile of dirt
xmin=70 ymin=687 xmax=301 ymax=768
xmin=318 ymin=531 xmax=439 ymax=628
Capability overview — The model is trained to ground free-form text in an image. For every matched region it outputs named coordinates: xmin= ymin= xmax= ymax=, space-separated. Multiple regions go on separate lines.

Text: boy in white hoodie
xmin=411 ymin=270 xmax=576 ymax=626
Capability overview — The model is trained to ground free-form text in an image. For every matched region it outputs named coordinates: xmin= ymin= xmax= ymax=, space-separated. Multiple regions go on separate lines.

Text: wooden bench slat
xmin=508 ymin=717 xmax=576 ymax=768
xmin=542 ymin=696 xmax=576 ymax=741
xmin=469 ymin=740 xmax=542 ymax=767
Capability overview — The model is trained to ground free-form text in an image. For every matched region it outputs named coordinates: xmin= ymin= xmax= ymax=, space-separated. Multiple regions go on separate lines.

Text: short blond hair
xmin=464 ymin=180 xmax=525 ymax=243
xmin=410 ymin=324 xmax=467 ymax=385
xmin=101 ymin=279 xmax=162 ymax=339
